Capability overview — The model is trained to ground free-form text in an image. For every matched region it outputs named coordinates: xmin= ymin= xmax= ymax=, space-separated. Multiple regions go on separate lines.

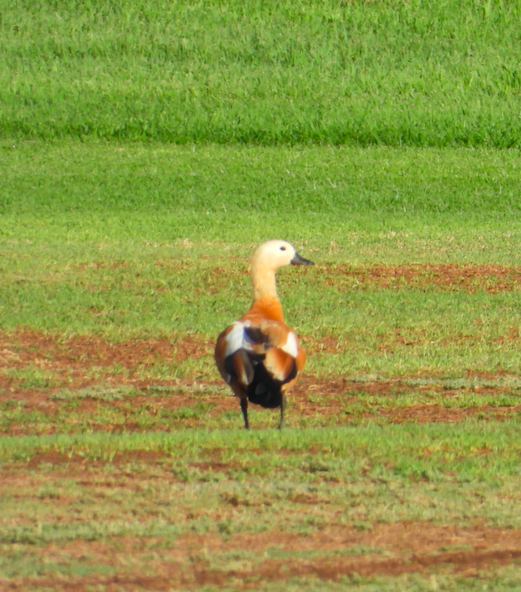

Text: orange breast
xmin=241 ymin=297 xmax=285 ymax=323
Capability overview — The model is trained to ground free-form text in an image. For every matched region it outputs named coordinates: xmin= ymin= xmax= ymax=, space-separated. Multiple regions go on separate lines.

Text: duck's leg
xmin=278 ymin=393 xmax=287 ymax=430
xmin=240 ymin=398 xmax=250 ymax=429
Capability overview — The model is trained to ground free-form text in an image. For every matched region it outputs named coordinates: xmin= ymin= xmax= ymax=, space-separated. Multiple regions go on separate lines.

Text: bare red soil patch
xmin=2 ymin=311 xmax=520 ymax=590
xmin=291 ymin=376 xmax=521 ymax=424
xmin=324 ymin=263 xmax=521 ymax=293
xmin=0 ymin=329 xmax=212 ymax=372
xmin=1 ymin=330 xmax=518 ymax=435
xmin=2 ymin=522 xmax=521 ymax=590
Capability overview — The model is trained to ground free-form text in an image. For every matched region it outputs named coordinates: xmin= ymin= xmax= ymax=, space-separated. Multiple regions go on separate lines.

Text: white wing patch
xmin=224 ymin=322 xmax=245 ymax=358
xmin=281 ymin=331 xmax=298 ymax=358
xmin=225 ymin=321 xmax=297 ymax=360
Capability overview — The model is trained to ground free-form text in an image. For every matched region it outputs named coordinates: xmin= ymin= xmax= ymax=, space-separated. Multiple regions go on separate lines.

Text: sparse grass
xmin=49 ymin=385 xmax=141 ymax=401
xmin=1 ymin=424 xmax=521 ymax=589
xmin=1 ymin=365 xmax=58 ymax=389
xmin=170 ymin=569 xmax=521 ymax=592
xmin=2 ymin=372 xmax=521 ymax=435
xmin=2 ymin=421 xmax=521 ymax=477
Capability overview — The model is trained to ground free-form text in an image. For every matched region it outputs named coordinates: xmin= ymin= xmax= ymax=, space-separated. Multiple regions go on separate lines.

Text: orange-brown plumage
xmin=214 ymin=240 xmax=313 ymax=429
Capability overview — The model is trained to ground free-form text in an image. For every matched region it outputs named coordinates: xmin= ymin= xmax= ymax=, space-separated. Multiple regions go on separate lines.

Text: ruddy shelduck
xmin=215 ymin=240 xmax=313 ymax=429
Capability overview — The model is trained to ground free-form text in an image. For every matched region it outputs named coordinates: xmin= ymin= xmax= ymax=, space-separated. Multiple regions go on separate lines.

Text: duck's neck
xmin=250 ymin=265 xmax=284 ymax=321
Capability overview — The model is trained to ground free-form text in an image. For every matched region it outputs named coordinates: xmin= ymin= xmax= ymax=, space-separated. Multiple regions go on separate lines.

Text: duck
xmin=215 ymin=240 xmax=313 ymax=429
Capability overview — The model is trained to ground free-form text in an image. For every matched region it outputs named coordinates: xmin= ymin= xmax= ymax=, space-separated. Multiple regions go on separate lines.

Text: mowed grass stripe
xmin=3 ymin=143 xmax=521 ymax=219
xmin=2 ymin=0 xmax=521 ymax=145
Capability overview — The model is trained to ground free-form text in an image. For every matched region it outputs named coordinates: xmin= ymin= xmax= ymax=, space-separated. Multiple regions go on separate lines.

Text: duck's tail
xmin=246 ymin=361 xmax=296 ymax=408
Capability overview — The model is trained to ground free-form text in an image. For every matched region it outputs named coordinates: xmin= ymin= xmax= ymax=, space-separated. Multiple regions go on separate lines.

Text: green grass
xmin=2 ymin=142 xmax=521 ymax=379
xmin=2 ymin=44 xmax=521 ymax=584
xmin=1 ymin=421 xmax=521 ymax=472
xmin=4 ymin=142 xmax=521 ymax=220
xmin=2 ymin=421 xmax=521 ymax=546
xmin=1 ymin=424 xmax=521 ymax=589
xmin=2 ymin=0 xmax=521 ymax=146
xmin=2 ymin=133 xmax=519 ymax=592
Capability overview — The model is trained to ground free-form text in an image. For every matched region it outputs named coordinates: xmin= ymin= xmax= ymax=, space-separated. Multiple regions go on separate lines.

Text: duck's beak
xmin=291 ymin=252 xmax=314 ymax=266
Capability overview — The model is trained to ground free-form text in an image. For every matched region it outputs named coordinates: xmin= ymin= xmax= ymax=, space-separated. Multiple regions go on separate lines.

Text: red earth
xmin=2 ymin=263 xmax=521 ymax=588
xmin=0 ymin=326 xmax=518 ymax=435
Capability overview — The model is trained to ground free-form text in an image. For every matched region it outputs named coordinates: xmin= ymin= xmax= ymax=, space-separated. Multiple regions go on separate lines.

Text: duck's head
xmin=250 ymin=240 xmax=314 ymax=273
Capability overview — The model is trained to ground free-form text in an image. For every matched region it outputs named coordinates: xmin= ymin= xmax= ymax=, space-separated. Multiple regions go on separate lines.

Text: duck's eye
xmin=280 ymin=246 xmax=286 ymax=251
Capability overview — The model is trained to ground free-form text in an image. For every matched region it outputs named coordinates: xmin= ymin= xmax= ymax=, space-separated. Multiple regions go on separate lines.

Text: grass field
xmin=3 ymin=141 xmax=521 ymax=590
xmin=3 ymin=0 xmax=521 ymax=589
xmin=2 ymin=0 xmax=521 ymax=146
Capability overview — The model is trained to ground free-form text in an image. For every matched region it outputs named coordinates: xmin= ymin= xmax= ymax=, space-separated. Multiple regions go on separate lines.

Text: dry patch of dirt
xmin=0 ymin=329 xmax=212 ymax=372
xmin=1 ymin=329 xmax=519 ymax=434
xmin=291 ymin=376 xmax=521 ymax=424
xmin=2 ymin=522 xmax=521 ymax=590
xmin=324 ymin=263 xmax=521 ymax=293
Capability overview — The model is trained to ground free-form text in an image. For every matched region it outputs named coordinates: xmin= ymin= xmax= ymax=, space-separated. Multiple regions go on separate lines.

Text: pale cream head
xmin=250 ymin=240 xmax=298 ymax=272
xmin=249 ymin=240 xmax=313 ymax=302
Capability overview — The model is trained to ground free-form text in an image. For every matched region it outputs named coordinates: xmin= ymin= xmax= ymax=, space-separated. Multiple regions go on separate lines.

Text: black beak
xmin=291 ymin=252 xmax=314 ymax=266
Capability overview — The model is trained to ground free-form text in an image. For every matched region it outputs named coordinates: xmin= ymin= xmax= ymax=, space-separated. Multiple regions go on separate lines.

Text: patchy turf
xmin=2 ymin=521 xmax=521 ymax=591
xmin=322 ymin=264 xmax=521 ymax=293
xmin=2 ymin=447 xmax=521 ymax=591
xmin=3 ymin=262 xmax=521 ymax=590
xmin=2 ymin=327 xmax=521 ymax=436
